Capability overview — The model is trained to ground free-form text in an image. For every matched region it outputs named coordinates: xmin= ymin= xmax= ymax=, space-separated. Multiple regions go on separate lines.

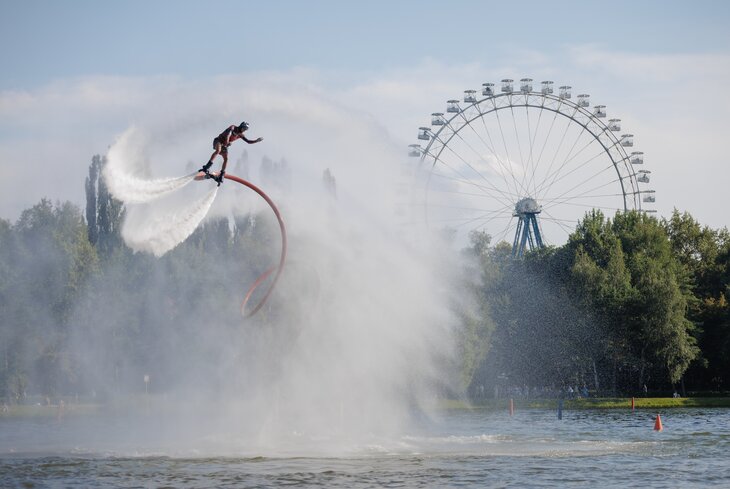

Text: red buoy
xmin=654 ymin=413 xmax=663 ymax=431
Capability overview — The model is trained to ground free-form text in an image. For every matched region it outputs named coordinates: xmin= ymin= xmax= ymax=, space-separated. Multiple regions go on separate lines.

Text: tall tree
xmin=94 ymin=155 xmax=124 ymax=257
xmin=85 ymin=155 xmax=101 ymax=246
xmin=612 ymin=211 xmax=699 ymax=386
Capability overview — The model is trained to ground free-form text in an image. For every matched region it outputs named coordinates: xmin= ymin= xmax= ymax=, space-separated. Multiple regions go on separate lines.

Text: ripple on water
xmin=1 ymin=408 xmax=730 ymax=487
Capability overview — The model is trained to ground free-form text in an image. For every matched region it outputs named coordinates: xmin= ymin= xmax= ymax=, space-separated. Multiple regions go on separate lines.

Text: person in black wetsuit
xmin=200 ymin=121 xmax=263 ymax=185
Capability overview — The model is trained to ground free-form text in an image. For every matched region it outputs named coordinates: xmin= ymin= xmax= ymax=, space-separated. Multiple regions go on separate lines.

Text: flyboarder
xmin=199 ymin=121 xmax=263 ymax=185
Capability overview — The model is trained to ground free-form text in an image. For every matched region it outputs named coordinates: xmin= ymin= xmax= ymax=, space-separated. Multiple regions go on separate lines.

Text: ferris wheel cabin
xmin=520 ymin=78 xmax=533 ymax=93
xmin=630 ymin=151 xmax=644 ymax=164
xmin=608 ymin=119 xmax=621 ymax=131
xmin=559 ymin=85 xmax=572 ymax=99
xmin=501 ymin=79 xmax=514 ymax=93
xmin=464 ymin=90 xmax=477 ymax=103
xmin=541 ymin=80 xmax=554 ymax=94
xmin=446 ymin=100 xmax=460 ymax=113
xmin=482 ymin=83 xmax=495 ymax=96
xmin=431 ymin=112 xmax=445 ymax=126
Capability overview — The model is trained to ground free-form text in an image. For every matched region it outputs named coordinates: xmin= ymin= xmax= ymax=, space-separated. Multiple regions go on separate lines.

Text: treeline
xmin=0 ymin=155 xmax=286 ymax=403
xmin=1 ymin=154 xmax=728 ymax=402
xmin=462 ymin=210 xmax=730 ymax=397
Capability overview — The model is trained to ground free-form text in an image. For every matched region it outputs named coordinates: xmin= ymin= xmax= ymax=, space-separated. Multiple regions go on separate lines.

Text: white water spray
xmin=121 ymin=186 xmax=218 ymax=257
xmin=106 ymin=170 xmax=198 ymax=204
xmin=105 ymin=127 xmax=198 ymax=204
xmin=87 ymin=83 xmax=462 ymax=451
xmin=104 ymin=125 xmax=220 ymax=256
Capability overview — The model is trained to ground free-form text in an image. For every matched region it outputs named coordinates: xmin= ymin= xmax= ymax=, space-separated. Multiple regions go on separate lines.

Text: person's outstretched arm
xmin=242 ymin=135 xmax=263 ymax=144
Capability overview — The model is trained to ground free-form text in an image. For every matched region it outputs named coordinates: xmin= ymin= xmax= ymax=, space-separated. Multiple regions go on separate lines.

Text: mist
xmin=61 ymin=82 xmax=463 ymax=455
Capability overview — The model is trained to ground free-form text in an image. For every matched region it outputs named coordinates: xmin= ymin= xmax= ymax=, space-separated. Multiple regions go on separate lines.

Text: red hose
xmin=224 ymin=173 xmax=287 ymax=318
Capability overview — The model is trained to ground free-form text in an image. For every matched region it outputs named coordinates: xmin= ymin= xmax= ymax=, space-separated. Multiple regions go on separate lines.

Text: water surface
xmin=2 ymin=407 xmax=728 ymax=487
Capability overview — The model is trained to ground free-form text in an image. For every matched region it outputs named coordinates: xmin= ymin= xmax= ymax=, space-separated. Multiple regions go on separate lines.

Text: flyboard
xmin=195 ymin=171 xmax=287 ymax=318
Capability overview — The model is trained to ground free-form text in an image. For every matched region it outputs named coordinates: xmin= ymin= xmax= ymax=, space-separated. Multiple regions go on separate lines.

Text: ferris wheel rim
xmin=410 ymin=82 xmax=654 ymax=248
xmin=420 ymin=92 xmax=640 ymax=211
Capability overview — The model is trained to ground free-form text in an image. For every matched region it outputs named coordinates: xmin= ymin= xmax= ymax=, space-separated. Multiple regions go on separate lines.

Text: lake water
xmin=1 ymin=407 xmax=729 ymax=488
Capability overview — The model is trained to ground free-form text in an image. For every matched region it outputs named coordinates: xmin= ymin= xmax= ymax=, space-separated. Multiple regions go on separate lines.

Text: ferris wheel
xmin=407 ymin=78 xmax=656 ymax=256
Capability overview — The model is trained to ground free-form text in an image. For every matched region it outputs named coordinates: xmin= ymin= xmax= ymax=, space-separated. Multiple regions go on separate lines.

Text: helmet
xmin=238 ymin=121 xmax=249 ymax=131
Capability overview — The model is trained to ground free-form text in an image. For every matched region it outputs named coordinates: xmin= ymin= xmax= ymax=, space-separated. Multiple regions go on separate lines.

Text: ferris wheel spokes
xmin=426 ymin=140 xmax=519 ymax=208
xmin=409 ymin=78 xmax=655 ymax=252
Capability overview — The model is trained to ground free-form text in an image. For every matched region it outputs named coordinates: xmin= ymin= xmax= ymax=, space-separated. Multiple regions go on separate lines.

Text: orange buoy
xmin=654 ymin=413 xmax=663 ymax=431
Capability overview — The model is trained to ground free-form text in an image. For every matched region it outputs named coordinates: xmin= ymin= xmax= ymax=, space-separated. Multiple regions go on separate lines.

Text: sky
xmin=1 ymin=0 xmax=729 ymax=231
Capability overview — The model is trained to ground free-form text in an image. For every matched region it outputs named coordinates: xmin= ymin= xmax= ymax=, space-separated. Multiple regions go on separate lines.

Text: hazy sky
xmin=1 ymin=0 xmax=729 ymax=230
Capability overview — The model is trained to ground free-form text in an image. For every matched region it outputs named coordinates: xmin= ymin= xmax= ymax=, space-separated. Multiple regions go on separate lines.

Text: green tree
xmin=85 ymin=155 xmax=101 ymax=246
xmin=10 ymin=200 xmax=98 ymax=398
xmin=568 ymin=210 xmax=634 ymax=393
xmin=84 ymin=154 xmax=124 ymax=259
xmin=457 ymin=231 xmax=497 ymax=394
xmin=0 ymin=218 xmax=19 ymax=400
xmin=613 ymin=212 xmax=698 ymax=387
xmin=663 ymin=210 xmax=730 ymax=389
xmin=663 ymin=209 xmax=726 ymax=299
xmin=565 ymin=210 xmax=699 ymax=391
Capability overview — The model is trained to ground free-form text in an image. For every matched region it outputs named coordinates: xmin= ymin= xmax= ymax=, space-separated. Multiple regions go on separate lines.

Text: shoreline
xmin=440 ymin=397 xmax=730 ymax=410
xmin=3 ymin=397 xmax=730 ymax=418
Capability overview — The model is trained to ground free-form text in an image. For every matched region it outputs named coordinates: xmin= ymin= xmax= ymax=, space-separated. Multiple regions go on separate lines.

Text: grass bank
xmin=441 ymin=397 xmax=730 ymax=410
xmin=561 ymin=397 xmax=730 ymax=409
xmin=0 ymin=403 xmax=103 ymax=418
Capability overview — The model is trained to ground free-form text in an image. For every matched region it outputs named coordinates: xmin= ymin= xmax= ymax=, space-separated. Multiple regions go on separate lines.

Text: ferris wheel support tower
xmin=512 ymin=197 xmax=544 ymax=257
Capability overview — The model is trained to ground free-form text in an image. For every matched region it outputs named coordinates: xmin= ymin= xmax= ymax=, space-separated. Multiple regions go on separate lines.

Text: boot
xmin=199 ymin=161 xmax=213 ymax=174
xmin=215 ymin=170 xmax=226 ymax=186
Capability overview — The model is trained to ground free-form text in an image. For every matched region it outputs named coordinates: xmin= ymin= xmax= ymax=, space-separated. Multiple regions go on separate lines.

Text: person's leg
xmin=220 ymin=150 xmax=229 ymax=173
xmin=214 ymin=149 xmax=229 ymax=185
xmin=202 ymin=140 xmax=222 ymax=172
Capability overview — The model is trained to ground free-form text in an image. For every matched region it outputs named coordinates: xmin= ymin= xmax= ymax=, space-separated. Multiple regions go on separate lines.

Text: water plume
xmin=104 ymin=127 xmax=197 ymax=204
xmin=121 ymin=185 xmax=218 ymax=257
xmin=70 ymin=81 xmax=463 ymax=455
xmin=103 ymin=125 xmax=222 ymax=256
xmin=106 ymin=170 xmax=198 ymax=204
